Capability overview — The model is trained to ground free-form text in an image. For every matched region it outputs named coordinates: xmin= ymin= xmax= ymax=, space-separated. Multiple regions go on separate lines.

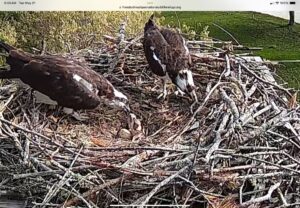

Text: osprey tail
xmin=0 ymin=41 xmax=28 ymax=79
xmin=0 ymin=40 xmax=15 ymax=52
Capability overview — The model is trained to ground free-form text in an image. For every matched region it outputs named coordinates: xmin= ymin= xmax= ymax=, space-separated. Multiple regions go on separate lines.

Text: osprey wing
xmin=20 ymin=56 xmax=102 ymax=109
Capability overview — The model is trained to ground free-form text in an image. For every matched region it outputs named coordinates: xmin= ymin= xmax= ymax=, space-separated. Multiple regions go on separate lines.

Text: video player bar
xmin=1 ymin=0 xmax=299 ymax=11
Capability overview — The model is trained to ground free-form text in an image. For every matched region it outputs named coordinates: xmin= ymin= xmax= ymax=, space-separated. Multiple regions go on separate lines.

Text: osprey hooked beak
xmin=123 ymin=104 xmax=131 ymax=113
xmin=110 ymin=88 xmax=131 ymax=113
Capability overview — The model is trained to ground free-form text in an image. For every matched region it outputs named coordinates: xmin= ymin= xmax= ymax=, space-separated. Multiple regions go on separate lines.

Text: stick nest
xmin=0 ymin=35 xmax=300 ymax=208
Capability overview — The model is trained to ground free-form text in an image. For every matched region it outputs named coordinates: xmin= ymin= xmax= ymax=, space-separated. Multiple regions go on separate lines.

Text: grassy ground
xmin=162 ymin=12 xmax=300 ymax=89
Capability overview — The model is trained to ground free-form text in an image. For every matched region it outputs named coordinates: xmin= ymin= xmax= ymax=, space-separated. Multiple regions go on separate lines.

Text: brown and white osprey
xmin=143 ymin=15 xmax=198 ymax=105
xmin=0 ymin=41 xmax=129 ymax=120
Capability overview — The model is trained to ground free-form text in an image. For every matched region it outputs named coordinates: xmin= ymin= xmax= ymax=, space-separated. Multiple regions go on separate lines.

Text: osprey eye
xmin=119 ymin=98 xmax=127 ymax=103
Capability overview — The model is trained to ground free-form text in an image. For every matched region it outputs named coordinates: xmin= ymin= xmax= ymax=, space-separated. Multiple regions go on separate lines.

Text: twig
xmin=165 ymin=81 xmax=224 ymax=143
xmin=229 ymin=153 xmax=300 ymax=175
xmin=63 ymin=175 xmax=131 ymax=207
xmin=241 ymin=182 xmax=281 ymax=207
xmin=133 ymin=166 xmax=189 ymax=206
xmin=212 ymin=23 xmax=240 ymax=45
xmin=0 ymin=117 xmax=65 ymax=149
xmin=240 ymin=62 xmax=292 ymax=97
xmin=41 ymin=146 xmax=84 ymax=206
xmin=12 ymin=165 xmax=94 ymax=180
xmin=178 ymin=175 xmax=224 ymax=198
xmin=220 ymin=89 xmax=240 ymax=120
xmin=224 ymin=54 xmax=231 ymax=77
xmin=84 ymin=146 xmax=191 ymax=152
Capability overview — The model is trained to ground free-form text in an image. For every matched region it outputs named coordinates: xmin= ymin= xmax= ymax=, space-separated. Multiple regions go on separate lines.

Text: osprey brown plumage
xmin=0 ymin=41 xmax=129 ymax=113
xmin=143 ymin=15 xmax=197 ymax=103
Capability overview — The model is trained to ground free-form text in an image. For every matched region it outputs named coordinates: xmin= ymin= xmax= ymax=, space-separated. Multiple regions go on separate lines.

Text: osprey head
xmin=175 ymin=69 xmax=197 ymax=100
xmin=107 ymin=88 xmax=130 ymax=113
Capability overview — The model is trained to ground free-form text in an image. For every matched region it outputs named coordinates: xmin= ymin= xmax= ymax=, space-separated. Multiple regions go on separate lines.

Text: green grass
xmin=162 ymin=12 xmax=300 ymax=89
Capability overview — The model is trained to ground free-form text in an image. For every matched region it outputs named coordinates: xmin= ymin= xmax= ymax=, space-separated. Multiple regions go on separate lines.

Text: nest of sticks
xmin=0 ymin=32 xmax=300 ymax=208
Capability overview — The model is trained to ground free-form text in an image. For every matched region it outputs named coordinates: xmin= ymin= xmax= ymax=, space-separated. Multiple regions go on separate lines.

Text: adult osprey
xmin=143 ymin=15 xmax=198 ymax=106
xmin=0 ymin=41 xmax=129 ymax=120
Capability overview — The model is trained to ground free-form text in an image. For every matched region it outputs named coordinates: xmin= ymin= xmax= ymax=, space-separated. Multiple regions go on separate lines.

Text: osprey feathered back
xmin=0 ymin=41 xmax=129 ymax=118
xmin=143 ymin=15 xmax=198 ymax=105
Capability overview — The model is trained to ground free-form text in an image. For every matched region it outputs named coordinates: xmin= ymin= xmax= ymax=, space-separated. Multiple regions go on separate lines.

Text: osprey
xmin=143 ymin=15 xmax=198 ymax=106
xmin=0 ymin=41 xmax=129 ymax=120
